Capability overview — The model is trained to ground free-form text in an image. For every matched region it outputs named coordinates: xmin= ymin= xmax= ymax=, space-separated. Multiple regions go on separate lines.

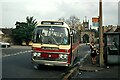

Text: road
xmin=2 ymin=46 xmax=31 ymax=57
xmin=2 ymin=44 xmax=90 ymax=79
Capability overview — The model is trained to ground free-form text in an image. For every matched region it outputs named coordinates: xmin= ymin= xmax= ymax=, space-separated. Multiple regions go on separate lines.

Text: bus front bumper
xmin=31 ymin=58 xmax=69 ymax=66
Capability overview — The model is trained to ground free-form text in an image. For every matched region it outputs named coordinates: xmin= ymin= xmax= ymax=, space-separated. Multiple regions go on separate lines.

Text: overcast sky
xmin=0 ymin=0 xmax=119 ymax=28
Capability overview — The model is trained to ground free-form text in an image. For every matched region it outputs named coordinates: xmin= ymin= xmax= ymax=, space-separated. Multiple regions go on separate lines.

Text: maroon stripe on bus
xmin=40 ymin=53 xmax=59 ymax=58
xmin=41 ymin=53 xmax=48 ymax=58
xmin=33 ymin=47 xmax=70 ymax=53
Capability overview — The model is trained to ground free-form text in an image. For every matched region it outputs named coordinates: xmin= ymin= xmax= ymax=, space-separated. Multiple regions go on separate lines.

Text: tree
xmin=58 ymin=16 xmax=82 ymax=30
xmin=66 ymin=16 xmax=81 ymax=29
xmin=58 ymin=16 xmax=82 ymax=42
xmin=12 ymin=16 xmax=37 ymax=45
xmin=26 ymin=16 xmax=37 ymax=27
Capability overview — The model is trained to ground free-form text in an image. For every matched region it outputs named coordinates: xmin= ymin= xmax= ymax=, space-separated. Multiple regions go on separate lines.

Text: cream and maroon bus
xmin=31 ymin=21 xmax=80 ymax=69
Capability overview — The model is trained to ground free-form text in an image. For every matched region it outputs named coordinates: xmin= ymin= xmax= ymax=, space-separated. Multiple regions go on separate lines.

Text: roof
xmin=1 ymin=28 xmax=12 ymax=35
xmin=106 ymin=26 xmax=120 ymax=32
xmin=115 ymin=26 xmax=120 ymax=32
xmin=0 ymin=30 xmax=4 ymax=34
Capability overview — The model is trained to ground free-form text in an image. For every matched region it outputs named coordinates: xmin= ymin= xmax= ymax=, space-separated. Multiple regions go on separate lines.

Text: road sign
xmin=92 ymin=17 xmax=99 ymax=27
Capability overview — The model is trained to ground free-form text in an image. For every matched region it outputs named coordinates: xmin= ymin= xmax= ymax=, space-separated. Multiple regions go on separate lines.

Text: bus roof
xmin=36 ymin=20 xmax=70 ymax=29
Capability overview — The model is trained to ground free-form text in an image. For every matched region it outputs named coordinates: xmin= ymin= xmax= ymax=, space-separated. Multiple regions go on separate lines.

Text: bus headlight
xmin=59 ymin=54 xmax=68 ymax=59
xmin=59 ymin=54 xmax=64 ymax=59
xmin=64 ymin=54 xmax=68 ymax=59
xmin=37 ymin=53 xmax=41 ymax=56
xmin=33 ymin=52 xmax=41 ymax=57
xmin=33 ymin=52 xmax=37 ymax=56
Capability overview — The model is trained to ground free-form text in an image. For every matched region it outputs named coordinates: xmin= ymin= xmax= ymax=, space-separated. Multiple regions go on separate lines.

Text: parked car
xmin=0 ymin=42 xmax=11 ymax=48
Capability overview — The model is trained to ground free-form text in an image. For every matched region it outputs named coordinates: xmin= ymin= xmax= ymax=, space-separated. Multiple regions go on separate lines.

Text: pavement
xmin=79 ymin=54 xmax=104 ymax=72
xmin=73 ymin=53 xmax=120 ymax=80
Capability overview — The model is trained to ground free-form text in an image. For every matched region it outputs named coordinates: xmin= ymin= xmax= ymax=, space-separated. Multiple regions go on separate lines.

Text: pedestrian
xmin=90 ymin=42 xmax=97 ymax=65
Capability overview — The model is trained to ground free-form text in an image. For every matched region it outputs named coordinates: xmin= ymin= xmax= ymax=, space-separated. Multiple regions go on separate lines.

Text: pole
xmin=99 ymin=0 xmax=104 ymax=67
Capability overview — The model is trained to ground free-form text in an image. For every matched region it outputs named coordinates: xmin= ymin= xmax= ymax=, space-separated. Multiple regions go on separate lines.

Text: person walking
xmin=90 ymin=42 xmax=97 ymax=65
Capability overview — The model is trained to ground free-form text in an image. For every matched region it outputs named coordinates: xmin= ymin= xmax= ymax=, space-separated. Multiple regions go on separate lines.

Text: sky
xmin=0 ymin=0 xmax=119 ymax=28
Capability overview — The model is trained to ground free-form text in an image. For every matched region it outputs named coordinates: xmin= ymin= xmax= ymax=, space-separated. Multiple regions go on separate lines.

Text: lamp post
xmin=99 ymin=0 xmax=104 ymax=67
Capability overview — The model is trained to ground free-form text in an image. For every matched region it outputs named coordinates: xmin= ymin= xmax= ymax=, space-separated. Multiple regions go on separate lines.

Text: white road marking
xmin=2 ymin=50 xmax=33 ymax=57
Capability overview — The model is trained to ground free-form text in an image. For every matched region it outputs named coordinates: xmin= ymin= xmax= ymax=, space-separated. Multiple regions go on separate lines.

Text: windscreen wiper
xmin=51 ymin=36 xmax=59 ymax=45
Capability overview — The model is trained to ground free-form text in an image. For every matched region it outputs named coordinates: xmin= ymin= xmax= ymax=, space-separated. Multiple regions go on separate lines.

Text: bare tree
xmin=58 ymin=16 xmax=82 ymax=30
xmin=66 ymin=16 xmax=81 ymax=29
xmin=58 ymin=17 xmax=65 ymax=21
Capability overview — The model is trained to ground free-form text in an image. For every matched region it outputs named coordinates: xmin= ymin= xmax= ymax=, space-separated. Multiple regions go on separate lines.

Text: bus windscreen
xmin=32 ymin=26 xmax=69 ymax=45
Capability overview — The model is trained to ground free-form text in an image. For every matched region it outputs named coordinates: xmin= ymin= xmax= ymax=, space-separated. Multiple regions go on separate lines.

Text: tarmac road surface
xmin=2 ymin=44 xmax=91 ymax=79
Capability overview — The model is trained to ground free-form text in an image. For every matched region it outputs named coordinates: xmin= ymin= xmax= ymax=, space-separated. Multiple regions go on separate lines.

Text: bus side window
xmin=73 ymin=33 xmax=75 ymax=43
xmin=36 ymin=33 xmax=40 ymax=43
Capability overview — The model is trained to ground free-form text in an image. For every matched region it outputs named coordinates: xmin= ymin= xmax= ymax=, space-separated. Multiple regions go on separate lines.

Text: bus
xmin=31 ymin=21 xmax=80 ymax=69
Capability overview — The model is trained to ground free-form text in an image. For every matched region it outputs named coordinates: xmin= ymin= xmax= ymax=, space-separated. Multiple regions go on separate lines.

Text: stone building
xmin=0 ymin=30 xmax=4 ymax=42
xmin=0 ymin=28 xmax=13 ymax=43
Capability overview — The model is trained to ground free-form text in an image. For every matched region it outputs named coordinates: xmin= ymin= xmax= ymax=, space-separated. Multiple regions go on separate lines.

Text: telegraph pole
xmin=99 ymin=0 xmax=104 ymax=67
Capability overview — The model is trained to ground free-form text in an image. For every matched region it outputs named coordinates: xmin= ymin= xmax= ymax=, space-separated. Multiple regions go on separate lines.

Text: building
xmin=83 ymin=16 xmax=89 ymax=30
xmin=0 ymin=28 xmax=13 ymax=43
xmin=115 ymin=25 xmax=120 ymax=32
xmin=80 ymin=30 xmax=96 ymax=43
xmin=0 ymin=30 xmax=4 ymax=41
xmin=79 ymin=23 xmax=96 ymax=43
xmin=78 ymin=16 xmax=97 ymax=43
xmin=104 ymin=25 xmax=120 ymax=32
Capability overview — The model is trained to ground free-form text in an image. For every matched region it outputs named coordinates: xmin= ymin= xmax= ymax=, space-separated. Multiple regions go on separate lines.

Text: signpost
xmin=99 ymin=0 xmax=104 ymax=67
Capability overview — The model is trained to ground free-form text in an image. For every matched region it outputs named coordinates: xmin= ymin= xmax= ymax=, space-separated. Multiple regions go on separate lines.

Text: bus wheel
xmin=33 ymin=65 xmax=40 ymax=70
